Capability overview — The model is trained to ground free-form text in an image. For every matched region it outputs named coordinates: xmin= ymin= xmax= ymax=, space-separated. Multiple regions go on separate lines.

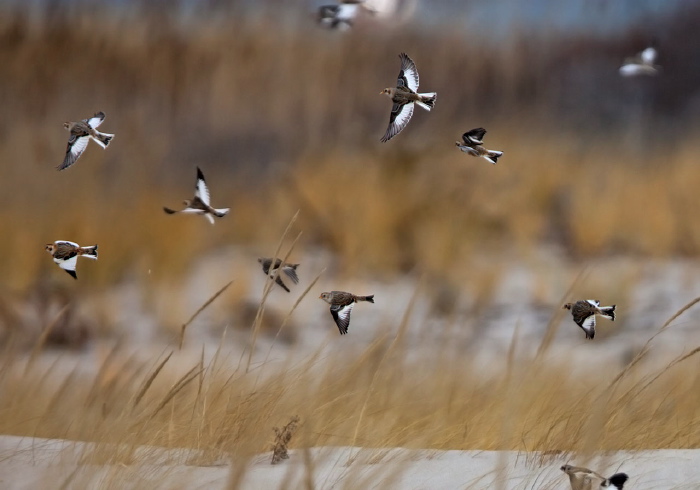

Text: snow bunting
xmin=45 ymin=241 xmax=98 ymax=280
xmin=561 ymin=465 xmax=628 ymax=490
xmin=319 ymin=291 xmax=374 ymax=335
xmin=619 ymin=43 xmax=659 ymax=77
xmin=380 ymin=53 xmax=436 ymax=142
xmin=317 ymin=0 xmax=373 ymax=30
xmin=562 ymin=300 xmax=616 ymax=340
xmin=58 ymin=111 xmax=114 ymax=171
xmin=455 ymin=128 xmax=504 ymax=164
xmin=258 ymin=258 xmax=300 ymax=293
xmin=163 ymin=167 xmax=230 ymax=225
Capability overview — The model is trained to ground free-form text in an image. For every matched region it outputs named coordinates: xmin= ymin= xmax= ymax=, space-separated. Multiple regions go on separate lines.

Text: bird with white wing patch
xmin=163 ymin=167 xmax=230 ymax=225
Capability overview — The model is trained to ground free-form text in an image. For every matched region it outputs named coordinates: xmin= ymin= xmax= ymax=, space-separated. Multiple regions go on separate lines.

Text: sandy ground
xmin=0 ymin=435 xmax=698 ymax=489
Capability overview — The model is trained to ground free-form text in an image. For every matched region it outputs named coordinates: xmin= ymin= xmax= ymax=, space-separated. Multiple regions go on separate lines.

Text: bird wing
xmin=163 ymin=207 xmax=179 ymax=214
xmin=86 ymin=111 xmax=106 ymax=129
xmin=274 ymin=275 xmax=291 ymax=293
xmin=578 ymin=314 xmax=596 ymax=339
xmin=586 ymin=299 xmax=600 ymax=307
xmin=55 ymin=240 xmax=80 ymax=248
xmin=397 ymin=53 xmax=419 ymax=92
xmin=194 ymin=167 xmax=211 ymax=206
xmin=463 ymin=128 xmax=487 ymax=145
xmin=58 ymin=135 xmax=90 ymax=170
xmin=56 ymin=253 xmax=78 ymax=272
xmin=283 ymin=265 xmax=299 ymax=284
xmin=335 ymin=3 xmax=359 ymax=21
xmin=330 ymin=303 xmax=354 ymax=335
xmin=641 ymin=46 xmax=657 ymax=65
xmin=381 ymin=102 xmax=413 ymax=142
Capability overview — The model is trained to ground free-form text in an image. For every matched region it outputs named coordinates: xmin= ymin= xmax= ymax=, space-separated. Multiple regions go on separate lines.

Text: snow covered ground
xmin=0 ymin=436 xmax=698 ymax=489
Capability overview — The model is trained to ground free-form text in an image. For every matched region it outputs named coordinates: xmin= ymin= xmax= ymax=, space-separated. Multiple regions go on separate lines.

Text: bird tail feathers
xmin=599 ymin=305 xmax=616 ymax=321
xmin=415 ymin=92 xmax=437 ymax=111
xmin=484 ymin=150 xmax=504 ymax=164
xmin=358 ymin=295 xmax=375 ymax=303
xmin=213 ymin=208 xmax=230 ymax=217
xmin=91 ymin=131 xmax=114 ymax=149
xmin=606 ymin=473 xmax=628 ymax=489
xmin=79 ymin=245 xmax=98 ymax=260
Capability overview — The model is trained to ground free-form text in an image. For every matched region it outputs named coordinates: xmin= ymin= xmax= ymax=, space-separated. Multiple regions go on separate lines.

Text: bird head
xmin=562 ymin=303 xmax=573 ymax=310
xmin=560 ymin=465 xmax=573 ymax=474
xmin=63 ymin=122 xmax=71 ymax=130
xmin=183 ymin=200 xmax=192 ymax=207
xmin=380 ymin=88 xmax=394 ymax=97
xmin=319 ymin=292 xmax=331 ymax=303
xmin=45 ymin=244 xmax=55 ymax=254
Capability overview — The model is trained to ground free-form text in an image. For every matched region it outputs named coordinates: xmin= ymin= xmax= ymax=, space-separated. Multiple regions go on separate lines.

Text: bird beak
xmin=318 ymin=294 xmax=323 ymax=299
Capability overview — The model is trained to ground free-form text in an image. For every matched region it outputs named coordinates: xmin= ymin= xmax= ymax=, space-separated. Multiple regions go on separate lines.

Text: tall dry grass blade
xmin=606 ymin=296 xmax=700 ymax=391
xmin=149 ymin=364 xmax=203 ymax=419
xmin=246 ymin=211 xmax=300 ymax=372
xmin=619 ymin=345 xmax=700 ymax=406
xmin=57 ymin=465 xmax=80 ymax=490
xmin=179 ymin=280 xmax=233 ymax=350
xmin=132 ymin=351 xmax=173 ymax=410
xmin=84 ymin=340 xmax=124 ymax=408
xmin=257 ymin=267 xmax=326 ymax=384
xmin=535 ymin=268 xmax=588 ymax=360
xmin=348 ymin=281 xmax=422 ymax=462
xmin=301 ymin=446 xmax=316 ymax=490
xmin=191 ymin=344 xmax=206 ymax=422
xmin=24 ymin=303 xmax=70 ymax=375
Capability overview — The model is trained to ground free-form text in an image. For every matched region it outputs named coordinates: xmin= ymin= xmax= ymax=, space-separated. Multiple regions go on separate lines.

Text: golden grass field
xmin=1 ymin=3 xmax=700 ymax=487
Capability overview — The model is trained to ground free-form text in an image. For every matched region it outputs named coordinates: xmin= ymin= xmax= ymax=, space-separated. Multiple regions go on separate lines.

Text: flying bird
xmin=163 ymin=167 xmax=230 ymax=225
xmin=258 ymin=258 xmax=300 ymax=293
xmin=562 ymin=300 xmax=616 ymax=339
xmin=560 ymin=465 xmax=628 ymax=490
xmin=45 ymin=241 xmax=98 ymax=280
xmin=58 ymin=111 xmax=114 ymax=171
xmin=380 ymin=53 xmax=436 ymax=142
xmin=317 ymin=0 xmax=374 ymax=30
xmin=319 ymin=290 xmax=374 ymax=335
xmin=455 ymin=128 xmax=504 ymax=164
xmin=619 ymin=43 xmax=659 ymax=77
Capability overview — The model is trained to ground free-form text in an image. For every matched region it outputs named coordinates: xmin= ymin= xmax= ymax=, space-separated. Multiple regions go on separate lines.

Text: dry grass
xmin=1 ymin=300 xmax=700 ymax=463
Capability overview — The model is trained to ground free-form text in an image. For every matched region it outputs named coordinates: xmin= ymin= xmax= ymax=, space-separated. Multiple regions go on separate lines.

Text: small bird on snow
xmin=45 ymin=241 xmax=98 ymax=280
xmin=58 ymin=111 xmax=114 ymax=171
xmin=562 ymin=300 xmax=616 ymax=339
xmin=455 ymin=128 xmax=504 ymax=164
xmin=380 ymin=53 xmax=436 ymax=142
xmin=163 ymin=167 xmax=229 ymax=225
xmin=319 ymin=291 xmax=374 ymax=335
xmin=258 ymin=258 xmax=300 ymax=293
xmin=619 ymin=43 xmax=659 ymax=77
xmin=560 ymin=464 xmax=628 ymax=490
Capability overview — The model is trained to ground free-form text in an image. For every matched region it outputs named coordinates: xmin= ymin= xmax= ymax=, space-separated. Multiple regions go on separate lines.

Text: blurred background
xmin=1 ymin=0 xmax=700 ymax=363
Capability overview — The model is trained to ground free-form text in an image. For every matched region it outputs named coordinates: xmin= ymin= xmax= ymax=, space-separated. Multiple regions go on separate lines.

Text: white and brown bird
xmin=380 ymin=53 xmax=436 ymax=142
xmin=258 ymin=258 xmax=300 ymax=293
xmin=317 ymin=0 xmax=374 ymax=30
xmin=562 ymin=300 xmax=616 ymax=339
xmin=163 ymin=167 xmax=229 ymax=225
xmin=561 ymin=465 xmax=628 ymax=490
xmin=319 ymin=291 xmax=374 ymax=335
xmin=58 ymin=111 xmax=114 ymax=171
xmin=455 ymin=127 xmax=504 ymax=164
xmin=619 ymin=43 xmax=659 ymax=77
xmin=45 ymin=241 xmax=98 ymax=280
